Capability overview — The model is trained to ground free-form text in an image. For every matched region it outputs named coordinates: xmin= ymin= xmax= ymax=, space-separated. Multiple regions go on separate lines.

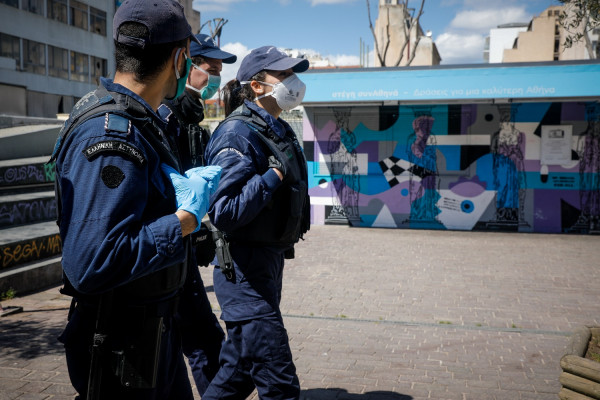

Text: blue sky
xmin=192 ymin=0 xmax=560 ymax=84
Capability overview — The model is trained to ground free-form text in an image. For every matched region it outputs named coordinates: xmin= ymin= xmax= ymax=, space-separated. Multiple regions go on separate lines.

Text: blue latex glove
xmin=161 ymin=164 xmax=209 ymax=233
xmin=184 ymin=165 xmax=221 ymax=196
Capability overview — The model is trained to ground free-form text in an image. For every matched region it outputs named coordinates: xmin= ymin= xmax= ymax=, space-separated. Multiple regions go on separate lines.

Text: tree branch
xmin=366 ymin=0 xmax=386 ymax=66
xmin=405 ymin=0 xmax=426 ymax=65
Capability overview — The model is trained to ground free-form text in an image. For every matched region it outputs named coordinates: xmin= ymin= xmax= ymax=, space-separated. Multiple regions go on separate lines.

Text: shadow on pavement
xmin=301 ymin=388 xmax=413 ymax=400
xmin=0 ymin=312 xmax=65 ymax=360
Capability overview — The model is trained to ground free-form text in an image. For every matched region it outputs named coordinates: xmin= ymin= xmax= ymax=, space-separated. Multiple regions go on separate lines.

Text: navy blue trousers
xmin=201 ymin=314 xmax=300 ymax=400
xmin=177 ymin=265 xmax=225 ymax=395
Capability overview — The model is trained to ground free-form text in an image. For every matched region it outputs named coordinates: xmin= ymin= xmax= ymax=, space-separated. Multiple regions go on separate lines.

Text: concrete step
xmin=0 ymin=255 xmax=62 ymax=295
xmin=0 ymin=221 xmax=61 ymax=271
xmin=0 ymin=124 xmax=61 ymax=161
xmin=0 ymin=156 xmax=55 ymax=190
xmin=0 ymin=190 xmax=56 ymax=228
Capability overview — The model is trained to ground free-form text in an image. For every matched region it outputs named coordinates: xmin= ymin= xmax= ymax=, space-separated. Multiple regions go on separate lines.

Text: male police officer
xmin=158 ymin=34 xmax=236 ymax=395
xmin=51 ymin=0 xmax=220 ymax=399
xmin=160 ymin=33 xmax=237 ymax=170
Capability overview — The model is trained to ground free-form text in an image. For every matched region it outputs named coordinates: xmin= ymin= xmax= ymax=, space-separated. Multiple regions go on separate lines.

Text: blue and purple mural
xmin=303 ymin=101 xmax=600 ymax=234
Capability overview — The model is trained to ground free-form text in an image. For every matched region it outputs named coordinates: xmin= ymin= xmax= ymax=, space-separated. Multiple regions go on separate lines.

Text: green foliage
xmin=558 ymin=0 xmax=600 ymax=55
xmin=0 ymin=287 xmax=16 ymax=301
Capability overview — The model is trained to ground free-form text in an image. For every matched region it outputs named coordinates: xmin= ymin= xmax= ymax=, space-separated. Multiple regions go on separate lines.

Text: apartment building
xmin=484 ymin=23 xmax=529 ymax=63
xmin=0 ymin=0 xmax=198 ymax=119
xmin=503 ymin=5 xmax=599 ymax=63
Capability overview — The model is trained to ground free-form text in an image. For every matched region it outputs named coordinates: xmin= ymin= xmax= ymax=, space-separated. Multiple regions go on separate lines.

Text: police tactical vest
xmin=50 ymin=86 xmax=187 ymax=301
xmin=217 ymin=105 xmax=311 ymax=246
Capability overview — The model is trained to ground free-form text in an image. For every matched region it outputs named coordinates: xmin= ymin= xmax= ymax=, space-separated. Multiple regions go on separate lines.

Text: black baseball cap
xmin=113 ymin=0 xmax=201 ymax=49
xmin=236 ymin=45 xmax=310 ymax=82
xmin=190 ymin=34 xmax=237 ymax=64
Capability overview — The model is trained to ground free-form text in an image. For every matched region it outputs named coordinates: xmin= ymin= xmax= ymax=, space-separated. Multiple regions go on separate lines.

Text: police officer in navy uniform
xmin=51 ymin=1 xmax=220 ymax=399
xmin=201 ymin=46 xmax=311 ymax=400
xmin=158 ymin=34 xmax=236 ymax=395
xmin=160 ymin=33 xmax=237 ymax=170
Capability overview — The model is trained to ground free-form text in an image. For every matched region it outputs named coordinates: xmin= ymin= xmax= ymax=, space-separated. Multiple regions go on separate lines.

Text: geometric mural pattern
xmin=304 ymin=102 xmax=600 ymax=234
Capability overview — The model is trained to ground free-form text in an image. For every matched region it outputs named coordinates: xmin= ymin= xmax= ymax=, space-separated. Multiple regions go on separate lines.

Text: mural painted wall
xmin=303 ymin=101 xmax=600 ymax=234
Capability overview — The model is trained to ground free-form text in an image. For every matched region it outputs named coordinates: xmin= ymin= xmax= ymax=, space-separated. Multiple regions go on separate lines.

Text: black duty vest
xmin=217 ymin=106 xmax=310 ymax=247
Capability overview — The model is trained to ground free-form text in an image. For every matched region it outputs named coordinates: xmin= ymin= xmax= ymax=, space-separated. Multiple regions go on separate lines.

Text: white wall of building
xmin=488 ymin=26 xmax=528 ymax=63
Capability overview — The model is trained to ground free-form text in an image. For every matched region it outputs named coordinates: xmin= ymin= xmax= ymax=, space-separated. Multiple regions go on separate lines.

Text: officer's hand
xmin=268 ymin=155 xmax=285 ymax=181
xmin=185 ymin=166 xmax=222 ymax=196
xmin=161 ymin=164 xmax=209 ymax=233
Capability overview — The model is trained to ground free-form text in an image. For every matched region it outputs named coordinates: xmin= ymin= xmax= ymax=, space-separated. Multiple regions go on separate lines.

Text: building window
xmin=23 ymin=39 xmax=46 ymax=75
xmin=0 ymin=32 xmax=21 ymax=68
xmin=70 ymin=0 xmax=88 ymax=30
xmin=48 ymin=0 xmax=68 ymax=23
xmin=70 ymin=50 xmax=88 ymax=82
xmin=90 ymin=7 xmax=107 ymax=36
xmin=24 ymin=0 xmax=44 ymax=15
xmin=91 ymin=56 xmax=106 ymax=84
xmin=0 ymin=0 xmax=19 ymax=8
xmin=48 ymin=45 xmax=68 ymax=79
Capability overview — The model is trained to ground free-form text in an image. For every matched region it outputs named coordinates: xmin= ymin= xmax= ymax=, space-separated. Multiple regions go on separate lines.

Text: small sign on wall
xmin=540 ymin=125 xmax=573 ymax=165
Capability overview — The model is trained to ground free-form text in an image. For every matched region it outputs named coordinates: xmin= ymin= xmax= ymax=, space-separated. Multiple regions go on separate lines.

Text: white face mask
xmin=253 ymin=74 xmax=306 ymax=111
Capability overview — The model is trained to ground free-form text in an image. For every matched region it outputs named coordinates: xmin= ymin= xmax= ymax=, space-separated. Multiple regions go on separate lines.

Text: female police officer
xmin=201 ymin=47 xmax=311 ymax=400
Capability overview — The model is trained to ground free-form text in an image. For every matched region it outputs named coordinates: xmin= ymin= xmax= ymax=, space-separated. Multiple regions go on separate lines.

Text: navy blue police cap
xmin=236 ymin=45 xmax=310 ymax=82
xmin=190 ymin=34 xmax=237 ymax=64
xmin=113 ymin=0 xmax=201 ymax=49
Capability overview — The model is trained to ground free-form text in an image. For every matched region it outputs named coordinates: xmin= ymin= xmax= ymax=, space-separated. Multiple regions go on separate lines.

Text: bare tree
xmin=200 ymin=18 xmax=229 ymax=45
xmin=366 ymin=0 xmax=426 ymax=67
xmin=558 ymin=0 xmax=600 ymax=58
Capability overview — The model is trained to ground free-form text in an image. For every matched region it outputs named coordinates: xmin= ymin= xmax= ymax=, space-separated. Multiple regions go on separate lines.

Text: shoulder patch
xmin=216 ymin=147 xmax=244 ymax=158
xmin=83 ymin=141 xmax=146 ymax=166
xmin=101 ymin=165 xmax=125 ymax=188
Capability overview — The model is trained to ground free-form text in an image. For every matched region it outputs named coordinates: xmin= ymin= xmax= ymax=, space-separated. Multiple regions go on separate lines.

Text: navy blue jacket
xmin=205 ymin=100 xmax=306 ymax=321
xmin=54 ymin=78 xmax=187 ymax=296
xmin=205 ymin=101 xmax=284 ymax=233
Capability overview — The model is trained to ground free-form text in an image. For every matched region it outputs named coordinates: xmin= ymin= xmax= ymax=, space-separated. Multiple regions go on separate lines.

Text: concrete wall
xmin=0 ymin=84 xmax=26 ymax=117
xmin=0 ymin=124 xmax=61 ymax=160
xmin=374 ymin=2 xmax=439 ymax=67
xmin=504 ymin=17 xmax=556 ymax=62
xmin=303 ymin=101 xmax=600 ymax=234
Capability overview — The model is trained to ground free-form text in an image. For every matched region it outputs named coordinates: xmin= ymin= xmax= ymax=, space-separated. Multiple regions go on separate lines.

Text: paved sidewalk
xmin=1 ymin=225 xmax=599 ymax=399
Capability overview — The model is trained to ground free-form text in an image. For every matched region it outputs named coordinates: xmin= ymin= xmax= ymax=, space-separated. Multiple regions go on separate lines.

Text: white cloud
xmin=219 ymin=42 xmax=251 ymax=87
xmin=327 ymin=54 xmax=361 ymax=66
xmin=435 ymin=32 xmax=486 ymax=64
xmin=309 ymin=0 xmax=356 ymax=5
xmin=450 ymin=7 xmax=531 ymax=33
xmin=432 ymin=1 xmax=536 ymax=64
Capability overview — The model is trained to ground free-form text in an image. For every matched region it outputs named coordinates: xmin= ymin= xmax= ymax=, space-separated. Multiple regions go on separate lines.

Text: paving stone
xmin=1 ymin=225 xmax=598 ymax=399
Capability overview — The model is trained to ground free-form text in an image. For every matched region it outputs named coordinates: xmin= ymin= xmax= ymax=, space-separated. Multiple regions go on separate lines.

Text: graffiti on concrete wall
xmin=0 ymin=161 xmax=55 ymax=186
xmin=0 ymin=198 xmax=57 ymax=227
xmin=1 ymin=234 xmax=62 ymax=269
xmin=304 ymin=101 xmax=600 ymax=234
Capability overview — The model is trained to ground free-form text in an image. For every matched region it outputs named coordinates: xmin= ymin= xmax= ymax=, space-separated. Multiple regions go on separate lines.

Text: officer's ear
xmin=250 ymin=80 xmax=264 ymax=95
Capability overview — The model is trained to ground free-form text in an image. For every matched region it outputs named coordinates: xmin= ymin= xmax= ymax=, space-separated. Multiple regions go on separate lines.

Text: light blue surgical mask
xmin=168 ymin=48 xmax=191 ymax=100
xmin=186 ymin=64 xmax=221 ymax=100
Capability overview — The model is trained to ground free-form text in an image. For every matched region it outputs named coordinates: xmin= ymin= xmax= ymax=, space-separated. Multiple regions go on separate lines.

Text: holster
xmin=210 ymin=225 xmax=234 ymax=281
xmin=111 ymin=310 xmax=164 ymax=389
